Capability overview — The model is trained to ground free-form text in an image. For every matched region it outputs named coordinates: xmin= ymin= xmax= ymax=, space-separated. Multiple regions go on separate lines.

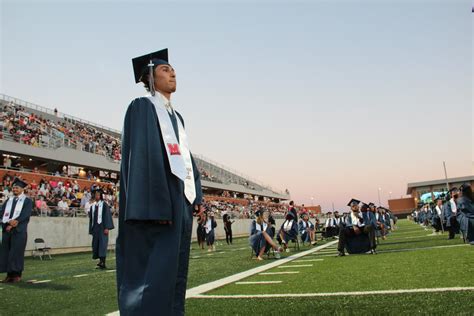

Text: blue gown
xmin=116 ymin=97 xmax=202 ymax=316
xmin=298 ymin=220 xmax=314 ymax=242
xmin=249 ymin=220 xmax=273 ymax=256
xmin=0 ymin=196 xmax=32 ymax=276
xmin=88 ymin=201 xmax=114 ymax=259
xmin=456 ymin=196 xmax=474 ymax=243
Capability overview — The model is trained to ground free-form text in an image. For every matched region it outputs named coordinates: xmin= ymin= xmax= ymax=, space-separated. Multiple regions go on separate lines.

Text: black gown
xmin=116 ymin=97 xmax=202 ymax=315
xmin=88 ymin=201 xmax=114 ymax=259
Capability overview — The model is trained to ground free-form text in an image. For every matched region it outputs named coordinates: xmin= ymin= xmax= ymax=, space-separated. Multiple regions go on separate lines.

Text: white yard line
xmin=293 ymin=259 xmax=324 ymax=263
xmin=192 ymin=287 xmax=474 ymax=299
xmin=278 ymin=264 xmax=313 ymax=268
xmin=235 ymin=281 xmax=282 ymax=285
xmin=32 ymin=280 xmax=52 ymax=284
xmin=259 ymin=271 xmax=300 ymax=275
xmin=378 ymin=244 xmax=468 ymax=254
xmin=185 ymin=240 xmax=338 ymax=299
xmin=106 ymin=270 xmax=116 ymax=273
xmin=73 ymin=274 xmax=89 ymax=278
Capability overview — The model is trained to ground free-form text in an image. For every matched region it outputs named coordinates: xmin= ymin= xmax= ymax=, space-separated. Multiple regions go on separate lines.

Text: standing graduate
xmin=0 ymin=178 xmax=32 ymax=283
xmin=444 ymin=187 xmax=460 ymax=240
xmin=89 ymin=188 xmax=114 ymax=269
xmin=116 ymin=48 xmax=203 ymax=315
xmin=456 ymin=183 xmax=474 ymax=244
xmin=205 ymin=211 xmax=217 ymax=252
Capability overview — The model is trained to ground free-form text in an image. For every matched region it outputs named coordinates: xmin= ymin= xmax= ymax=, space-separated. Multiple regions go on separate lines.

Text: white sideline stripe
xmin=378 ymin=244 xmax=468 ymax=254
xmin=73 ymin=274 xmax=88 ymax=278
xmin=293 ymin=259 xmax=324 ymax=263
xmin=218 ymin=252 xmax=225 ymax=254
xmin=310 ymin=254 xmax=338 ymax=258
xmin=185 ymin=240 xmax=338 ymax=299
xmin=259 ymin=271 xmax=300 ymax=275
xmin=106 ymin=270 xmax=116 ymax=273
xmin=33 ymin=280 xmax=51 ymax=284
xmin=192 ymin=287 xmax=474 ymax=299
xmin=235 ymin=281 xmax=282 ymax=285
xmin=278 ymin=264 xmax=313 ymax=268
xmin=192 ymin=256 xmax=201 ymax=259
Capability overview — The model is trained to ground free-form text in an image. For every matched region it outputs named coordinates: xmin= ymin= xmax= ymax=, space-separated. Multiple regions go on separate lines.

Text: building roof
xmin=406 ymin=175 xmax=474 ymax=194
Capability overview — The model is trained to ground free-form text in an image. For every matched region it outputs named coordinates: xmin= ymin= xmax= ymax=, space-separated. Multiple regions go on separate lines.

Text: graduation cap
xmin=368 ymin=202 xmax=375 ymax=207
xmin=132 ymin=48 xmax=170 ymax=95
xmin=347 ymin=198 xmax=360 ymax=207
xmin=326 ymin=211 xmax=333 ymax=214
xmin=255 ymin=209 xmax=263 ymax=217
xmin=448 ymin=187 xmax=459 ymax=193
xmin=12 ymin=178 xmax=28 ymax=189
xmin=300 ymin=212 xmax=309 ymax=219
xmin=360 ymin=203 xmax=369 ymax=212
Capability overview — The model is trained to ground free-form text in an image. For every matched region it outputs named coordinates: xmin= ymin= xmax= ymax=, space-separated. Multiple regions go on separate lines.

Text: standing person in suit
xmin=89 ymin=188 xmax=114 ymax=269
xmin=0 ymin=178 xmax=32 ymax=283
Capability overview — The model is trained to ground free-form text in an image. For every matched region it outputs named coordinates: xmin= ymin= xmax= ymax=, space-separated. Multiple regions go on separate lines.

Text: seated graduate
xmin=278 ymin=211 xmax=298 ymax=252
xmin=375 ymin=207 xmax=387 ymax=239
xmin=298 ymin=212 xmax=317 ymax=246
xmin=444 ymin=187 xmax=461 ymax=240
xmin=456 ymin=183 xmax=474 ymax=244
xmin=337 ymin=199 xmax=376 ymax=256
xmin=204 ymin=211 xmax=217 ymax=252
xmin=324 ymin=211 xmax=337 ymax=239
xmin=249 ymin=209 xmax=282 ymax=260
xmin=333 ymin=211 xmax=342 ymax=236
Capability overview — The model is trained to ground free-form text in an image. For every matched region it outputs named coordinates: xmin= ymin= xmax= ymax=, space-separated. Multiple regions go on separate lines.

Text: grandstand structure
xmin=0 ymin=93 xmax=290 ymax=204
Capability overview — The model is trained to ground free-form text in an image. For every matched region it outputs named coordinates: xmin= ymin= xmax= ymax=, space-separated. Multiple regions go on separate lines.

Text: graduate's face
xmin=12 ymin=186 xmax=23 ymax=196
xmin=154 ymin=65 xmax=176 ymax=94
xmin=351 ymin=204 xmax=359 ymax=212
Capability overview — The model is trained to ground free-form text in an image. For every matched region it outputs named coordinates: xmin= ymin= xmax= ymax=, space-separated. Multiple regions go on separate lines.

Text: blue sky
xmin=1 ymin=0 xmax=472 ymax=210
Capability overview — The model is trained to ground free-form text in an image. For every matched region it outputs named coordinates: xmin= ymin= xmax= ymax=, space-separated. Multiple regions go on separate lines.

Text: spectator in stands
xmin=57 ymin=195 xmax=70 ymax=216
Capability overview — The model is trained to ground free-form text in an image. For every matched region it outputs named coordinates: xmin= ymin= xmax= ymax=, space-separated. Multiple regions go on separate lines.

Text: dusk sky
xmin=1 ymin=0 xmax=472 ymax=211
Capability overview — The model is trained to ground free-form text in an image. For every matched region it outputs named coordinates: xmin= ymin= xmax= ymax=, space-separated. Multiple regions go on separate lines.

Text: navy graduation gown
xmin=0 ymin=196 xmax=32 ymax=275
xmin=88 ymin=202 xmax=114 ymax=259
xmin=116 ymin=97 xmax=202 ymax=315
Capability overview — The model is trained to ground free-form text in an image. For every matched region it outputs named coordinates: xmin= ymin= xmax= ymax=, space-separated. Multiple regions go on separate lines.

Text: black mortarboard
xmin=368 ymin=202 xmax=375 ymax=207
xmin=448 ymin=187 xmax=459 ymax=193
xmin=132 ymin=48 xmax=169 ymax=84
xmin=347 ymin=198 xmax=360 ymax=207
xmin=327 ymin=211 xmax=333 ymax=214
xmin=360 ymin=203 xmax=369 ymax=212
xmin=255 ymin=210 xmax=263 ymax=217
xmin=12 ymin=178 xmax=27 ymax=188
xmin=300 ymin=212 xmax=309 ymax=219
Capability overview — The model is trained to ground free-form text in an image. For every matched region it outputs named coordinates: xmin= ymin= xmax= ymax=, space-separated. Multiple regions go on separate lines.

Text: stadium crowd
xmin=0 ymin=102 xmax=121 ymax=162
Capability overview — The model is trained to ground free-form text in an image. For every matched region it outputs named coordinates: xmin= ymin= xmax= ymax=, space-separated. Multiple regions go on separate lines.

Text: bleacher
xmin=0 ymin=93 xmax=290 ymax=202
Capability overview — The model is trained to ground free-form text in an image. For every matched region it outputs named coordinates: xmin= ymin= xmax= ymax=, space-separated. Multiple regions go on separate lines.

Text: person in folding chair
xmin=249 ymin=209 xmax=282 ymax=260
xmin=323 ymin=211 xmax=337 ymax=239
xmin=278 ymin=210 xmax=298 ymax=252
xmin=298 ymin=212 xmax=317 ymax=246
xmin=337 ymin=199 xmax=376 ymax=257
xmin=0 ymin=178 xmax=32 ymax=283
xmin=88 ymin=187 xmax=114 ymax=269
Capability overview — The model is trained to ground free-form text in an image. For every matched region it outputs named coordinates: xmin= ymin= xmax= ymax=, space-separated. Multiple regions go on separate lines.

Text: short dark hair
xmin=289 ymin=201 xmax=294 ymax=206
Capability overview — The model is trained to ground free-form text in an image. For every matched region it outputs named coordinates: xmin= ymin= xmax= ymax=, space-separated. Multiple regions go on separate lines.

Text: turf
xmin=0 ymin=220 xmax=472 ymax=315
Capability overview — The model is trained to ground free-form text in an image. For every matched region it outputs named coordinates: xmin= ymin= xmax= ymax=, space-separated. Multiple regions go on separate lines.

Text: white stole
xmin=283 ymin=219 xmax=294 ymax=232
xmin=256 ymin=221 xmax=267 ymax=232
xmin=2 ymin=194 xmax=26 ymax=223
xmin=351 ymin=211 xmax=364 ymax=227
xmin=205 ymin=218 xmax=213 ymax=234
xmin=91 ymin=201 xmax=103 ymax=224
xmin=450 ymin=199 xmax=457 ymax=214
xmin=147 ymin=94 xmax=196 ymax=204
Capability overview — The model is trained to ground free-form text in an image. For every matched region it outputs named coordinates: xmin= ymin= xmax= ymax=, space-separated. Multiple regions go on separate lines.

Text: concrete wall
xmin=10 ymin=217 xmax=286 ymax=256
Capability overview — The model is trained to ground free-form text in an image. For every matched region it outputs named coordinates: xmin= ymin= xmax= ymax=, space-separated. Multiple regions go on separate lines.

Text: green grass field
xmin=1 ymin=220 xmax=473 ymax=315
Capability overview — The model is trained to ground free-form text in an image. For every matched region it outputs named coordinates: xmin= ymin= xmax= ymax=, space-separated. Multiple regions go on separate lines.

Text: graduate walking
xmin=0 ymin=178 xmax=32 ymax=283
xmin=89 ymin=188 xmax=114 ymax=269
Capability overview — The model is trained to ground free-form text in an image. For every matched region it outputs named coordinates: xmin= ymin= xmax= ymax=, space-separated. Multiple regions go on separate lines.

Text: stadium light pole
xmin=310 ymin=196 xmax=314 ymax=206
xmin=378 ymin=187 xmax=382 ymax=206
xmin=389 ymin=191 xmax=392 ymax=199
